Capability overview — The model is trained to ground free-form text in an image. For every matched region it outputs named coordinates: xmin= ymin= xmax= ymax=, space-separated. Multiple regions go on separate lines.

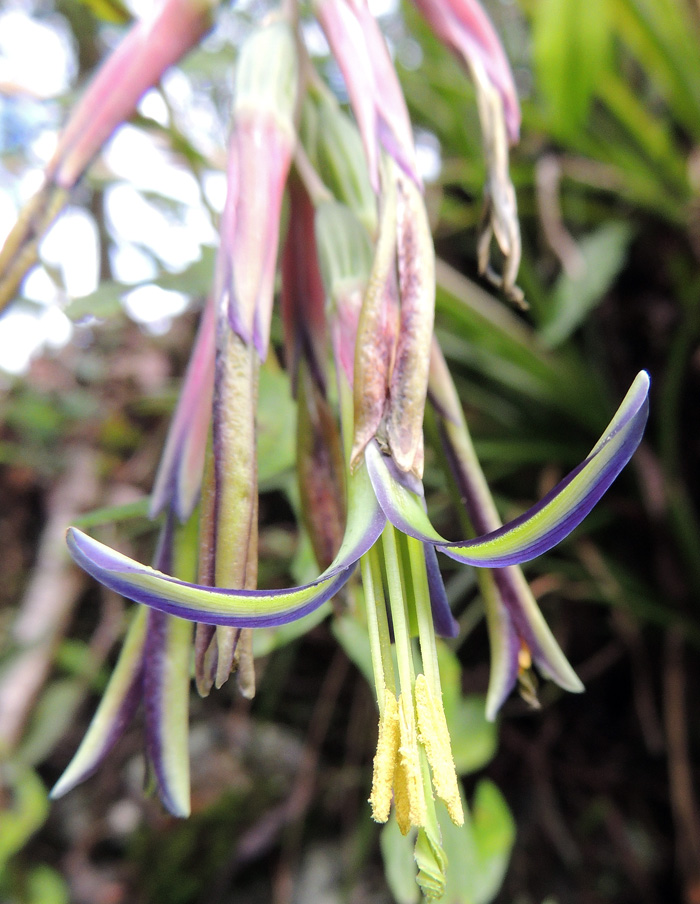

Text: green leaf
xmin=19 ymin=679 xmax=85 ymax=767
xmin=64 ymin=281 xmax=127 ymax=322
xmin=380 ymin=821 xmax=421 ymax=904
xmin=74 ymin=0 xmax=131 ymax=23
xmin=25 ymin=865 xmax=70 ymax=904
xmin=332 ymin=613 xmax=375 ymax=688
xmin=612 ymin=0 xmax=700 ymax=138
xmin=435 ymin=781 xmax=515 ymax=904
xmin=540 ymin=222 xmax=634 ymax=347
xmin=72 ymin=497 xmax=151 ymax=529
xmin=0 ymin=765 xmax=49 ymax=870
xmin=153 ymin=247 xmax=216 ymax=297
xmin=252 ymin=603 xmax=330 ymax=657
xmin=257 ymin=364 xmax=296 ymax=485
xmin=533 ymin=0 xmax=613 ymax=137
xmin=470 ymin=781 xmax=516 ymax=903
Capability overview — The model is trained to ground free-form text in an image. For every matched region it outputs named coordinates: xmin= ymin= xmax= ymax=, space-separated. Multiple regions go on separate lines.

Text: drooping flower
xmin=60 ymin=161 xmax=649 ymax=867
xmin=411 ymin=0 xmax=523 ymax=302
xmin=315 ymin=0 xmax=420 ymax=192
xmin=63 ymin=361 xmax=649 ymax=893
xmin=52 ymin=513 xmax=195 ymax=817
xmin=65 ymin=370 xmax=650 ymax=664
xmin=51 ymin=18 xmax=299 ymax=813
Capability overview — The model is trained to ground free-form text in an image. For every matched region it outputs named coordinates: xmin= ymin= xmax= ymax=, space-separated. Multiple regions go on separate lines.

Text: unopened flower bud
xmin=316 ymin=0 xmax=418 ymax=191
xmin=221 ymin=21 xmax=299 ymax=358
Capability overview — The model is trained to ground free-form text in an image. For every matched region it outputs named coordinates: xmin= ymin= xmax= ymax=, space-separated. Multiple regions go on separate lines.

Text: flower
xmin=59 ymin=165 xmax=649 ymax=868
xmin=315 ymin=0 xmax=419 ymax=192
xmin=51 ymin=514 xmax=194 ymax=817
xmin=410 ymin=0 xmax=521 ymax=143
xmin=62 ymin=363 xmax=648 ymax=894
xmin=65 ymin=369 xmax=649 ymax=654
xmin=411 ymin=0 xmax=523 ymax=303
xmin=51 ymin=18 xmax=299 ymax=813
xmin=427 ymin=339 xmax=584 ymax=716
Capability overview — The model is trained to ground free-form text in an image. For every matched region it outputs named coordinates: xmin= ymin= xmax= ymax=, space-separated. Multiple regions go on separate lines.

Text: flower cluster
xmin=0 ymin=0 xmax=650 ymax=897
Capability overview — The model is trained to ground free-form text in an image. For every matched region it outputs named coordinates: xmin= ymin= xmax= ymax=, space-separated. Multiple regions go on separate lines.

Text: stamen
xmin=396 ymin=692 xmax=427 ymax=833
xmin=370 ymin=690 xmax=400 ymax=823
xmin=415 ymin=674 xmax=464 ymax=826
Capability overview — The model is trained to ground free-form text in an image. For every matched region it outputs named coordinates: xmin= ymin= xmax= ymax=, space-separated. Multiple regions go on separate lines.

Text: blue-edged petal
xmin=150 ymin=297 xmax=215 ymax=522
xmin=366 ymin=371 xmax=650 ymax=567
xmin=50 ymin=606 xmax=148 ymax=800
xmin=424 ymin=542 xmax=458 ymax=638
xmin=144 ymin=609 xmax=192 ymax=816
xmin=66 ymin=457 xmax=386 ymax=626
xmin=481 ymin=566 xmax=583 ymax=720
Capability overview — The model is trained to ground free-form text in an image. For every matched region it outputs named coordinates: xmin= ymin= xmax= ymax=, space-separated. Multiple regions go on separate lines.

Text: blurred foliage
xmin=0 ymin=0 xmax=699 ymax=902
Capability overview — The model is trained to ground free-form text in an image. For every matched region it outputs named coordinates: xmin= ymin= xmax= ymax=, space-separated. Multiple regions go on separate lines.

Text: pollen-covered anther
xmin=517 ymin=644 xmax=541 ymax=709
xmin=369 ymin=691 xmax=400 ymax=824
xmin=395 ymin=691 xmax=427 ymax=834
xmin=414 ymin=674 xmax=464 ymax=826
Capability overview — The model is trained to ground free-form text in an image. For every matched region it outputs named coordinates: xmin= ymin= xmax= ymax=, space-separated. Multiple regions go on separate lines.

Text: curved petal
xmin=367 ymin=371 xmax=650 ymax=567
xmin=149 ymin=296 xmax=215 ymax=522
xmin=50 ymin=607 xmax=147 ymax=800
xmin=144 ymin=609 xmax=192 ymax=817
xmin=423 ymin=542 xmax=459 ymax=638
xmin=481 ymin=566 xmax=583 ymax=720
xmin=66 ymin=458 xmax=386 ymax=626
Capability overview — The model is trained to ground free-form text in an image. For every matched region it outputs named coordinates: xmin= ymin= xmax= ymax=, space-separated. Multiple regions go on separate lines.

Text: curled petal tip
xmin=367 ymin=371 xmax=650 ymax=567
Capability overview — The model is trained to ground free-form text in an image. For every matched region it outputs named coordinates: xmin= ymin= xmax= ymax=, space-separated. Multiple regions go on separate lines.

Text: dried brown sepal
xmin=471 ymin=58 xmax=525 ymax=307
xmin=386 ymin=173 xmax=435 ymax=477
xmin=351 ymin=170 xmax=398 ymax=470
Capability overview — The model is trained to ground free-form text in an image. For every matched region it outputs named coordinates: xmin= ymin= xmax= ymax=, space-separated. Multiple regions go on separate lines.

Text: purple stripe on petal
xmin=124 ymin=570 xmax=355 ymax=626
xmin=50 ymin=663 xmax=143 ymax=798
xmin=143 ymin=609 xmax=172 ymax=808
xmin=150 ymin=297 xmax=215 ymax=522
xmin=482 ymin=578 xmax=520 ymax=718
xmin=372 ymin=372 xmax=650 ymax=568
xmin=66 ymin=527 xmax=360 ymax=626
xmin=375 ymin=444 xmax=425 ymax=497
xmin=444 ymin=387 xmax=648 ymax=566
xmin=143 ymin=608 xmax=192 ymax=817
xmin=423 ymin=542 xmax=458 ymax=637
xmin=492 ymin=568 xmax=538 ymax=658
xmin=50 ymin=610 xmax=147 ymax=800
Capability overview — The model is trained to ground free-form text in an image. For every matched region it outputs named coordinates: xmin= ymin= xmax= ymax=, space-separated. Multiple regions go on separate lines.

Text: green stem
xmin=360 ymin=548 xmax=396 ymax=715
xmin=406 ymin=535 xmax=441 ymax=700
xmin=382 ymin=524 xmax=416 ymax=696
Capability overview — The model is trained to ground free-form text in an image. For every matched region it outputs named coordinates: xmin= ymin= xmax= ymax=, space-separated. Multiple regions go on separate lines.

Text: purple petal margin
xmin=67 ymin=527 xmax=358 ymax=626
xmin=424 ymin=542 xmax=459 ymax=638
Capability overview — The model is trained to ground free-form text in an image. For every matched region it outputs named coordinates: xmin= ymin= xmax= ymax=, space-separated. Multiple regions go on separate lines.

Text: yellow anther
xmin=517 ymin=643 xmax=532 ymax=673
xmin=396 ymin=691 xmax=427 ymax=833
xmin=414 ymin=674 xmax=464 ymax=826
xmin=369 ymin=691 xmax=400 ymax=824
